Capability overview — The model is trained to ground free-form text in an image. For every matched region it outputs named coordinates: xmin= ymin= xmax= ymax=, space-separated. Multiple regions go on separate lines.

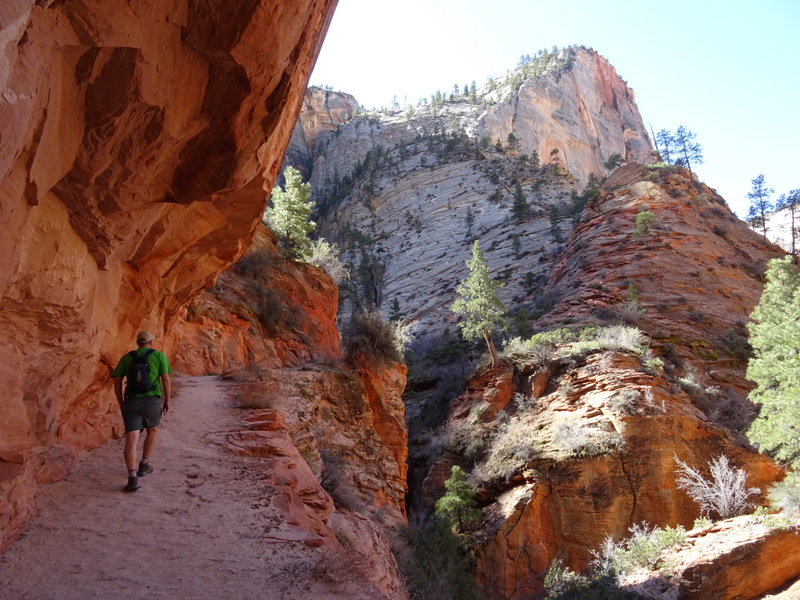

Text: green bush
xmin=544 ymin=559 xmax=633 ymax=599
xmin=593 ymin=523 xmax=686 ymax=576
xmin=632 ymin=210 xmax=655 ymax=237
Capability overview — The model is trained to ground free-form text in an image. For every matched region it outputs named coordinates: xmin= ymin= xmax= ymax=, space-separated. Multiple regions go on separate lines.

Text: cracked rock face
xmin=0 ymin=0 xmax=337 ymax=550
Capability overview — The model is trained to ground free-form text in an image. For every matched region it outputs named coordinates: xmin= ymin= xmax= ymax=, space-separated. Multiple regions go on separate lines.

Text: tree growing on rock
xmin=451 ymin=241 xmax=507 ymax=367
xmin=746 ymin=174 xmax=775 ymax=241
xmin=435 ymin=466 xmax=481 ymax=532
xmin=746 ymin=256 xmax=800 ymax=465
xmin=673 ymin=125 xmax=704 ymax=179
xmin=775 ymin=188 xmax=799 ymax=255
xmin=265 ymin=166 xmax=315 ymax=259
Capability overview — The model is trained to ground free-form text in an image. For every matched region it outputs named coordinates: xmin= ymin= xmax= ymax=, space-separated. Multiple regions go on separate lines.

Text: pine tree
xmin=746 ymin=256 xmax=800 ymax=465
xmin=775 ymin=189 xmax=800 ymax=255
xmin=746 ymin=174 xmax=774 ymax=241
xmin=511 ymin=181 xmax=527 ymax=220
xmin=451 ymin=241 xmax=507 ymax=367
xmin=265 ymin=166 xmax=315 ymax=259
xmin=435 ymin=466 xmax=481 ymax=532
xmin=673 ymin=126 xmax=703 ymax=179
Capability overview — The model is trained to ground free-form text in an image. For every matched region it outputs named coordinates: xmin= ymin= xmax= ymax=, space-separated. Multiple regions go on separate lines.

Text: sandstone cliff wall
xmin=0 ymin=0 xmax=337 ymax=550
xmin=173 ymin=230 xmax=409 ymax=597
xmin=421 ymin=166 xmax=790 ymax=597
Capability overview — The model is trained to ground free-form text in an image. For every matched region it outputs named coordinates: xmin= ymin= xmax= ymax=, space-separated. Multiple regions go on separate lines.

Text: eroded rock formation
xmin=0 ymin=0 xmax=337 ymax=550
xmin=421 ymin=166 xmax=791 ymax=597
xmin=175 ymin=229 xmax=409 ymax=596
xmin=288 ymin=48 xmax=653 ymax=346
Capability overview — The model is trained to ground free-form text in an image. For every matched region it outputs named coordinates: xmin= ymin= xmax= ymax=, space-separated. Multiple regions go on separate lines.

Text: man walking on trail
xmin=112 ymin=330 xmax=172 ymax=492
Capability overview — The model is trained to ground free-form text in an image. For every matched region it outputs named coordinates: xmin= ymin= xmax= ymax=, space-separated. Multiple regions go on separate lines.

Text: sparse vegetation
xmin=673 ymin=455 xmax=760 ymax=520
xmin=342 ymin=309 xmax=408 ymax=366
xmin=503 ymin=325 xmax=648 ymax=369
xmin=308 ymin=238 xmax=348 ymax=284
xmin=394 ymin=518 xmax=481 ymax=600
xmin=592 ymin=522 xmax=686 ymax=576
xmin=767 ymin=471 xmax=800 ymax=519
xmin=632 ymin=210 xmax=655 ymax=237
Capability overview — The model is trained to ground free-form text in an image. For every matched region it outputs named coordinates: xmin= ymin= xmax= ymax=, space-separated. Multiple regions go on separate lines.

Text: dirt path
xmin=0 ymin=376 xmax=335 ymax=600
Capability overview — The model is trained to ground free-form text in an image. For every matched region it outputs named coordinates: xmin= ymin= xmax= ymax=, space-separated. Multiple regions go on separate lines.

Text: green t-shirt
xmin=112 ymin=347 xmax=172 ymax=397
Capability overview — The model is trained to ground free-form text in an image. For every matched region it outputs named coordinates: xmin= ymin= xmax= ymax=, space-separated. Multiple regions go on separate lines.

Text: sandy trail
xmin=0 ymin=376 xmax=328 ymax=600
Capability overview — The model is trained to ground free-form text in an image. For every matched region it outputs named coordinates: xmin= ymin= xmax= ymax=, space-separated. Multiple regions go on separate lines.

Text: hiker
xmin=112 ymin=330 xmax=172 ymax=492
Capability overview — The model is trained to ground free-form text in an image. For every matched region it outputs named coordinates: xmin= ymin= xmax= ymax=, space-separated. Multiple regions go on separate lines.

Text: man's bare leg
xmin=124 ymin=430 xmax=140 ymax=472
xmin=142 ymin=426 xmax=158 ymax=462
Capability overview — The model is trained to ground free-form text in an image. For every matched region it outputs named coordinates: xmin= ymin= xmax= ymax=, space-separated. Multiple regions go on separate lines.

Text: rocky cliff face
xmin=174 ymin=229 xmax=409 ymax=597
xmin=288 ymin=47 xmax=652 ymax=349
xmin=420 ymin=166 xmax=792 ymax=597
xmin=0 ymin=0 xmax=337 ymax=550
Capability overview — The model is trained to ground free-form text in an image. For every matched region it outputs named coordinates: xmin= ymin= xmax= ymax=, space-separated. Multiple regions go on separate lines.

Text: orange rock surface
xmin=0 ymin=0 xmax=338 ymax=550
xmin=426 ymin=166 xmax=791 ymax=597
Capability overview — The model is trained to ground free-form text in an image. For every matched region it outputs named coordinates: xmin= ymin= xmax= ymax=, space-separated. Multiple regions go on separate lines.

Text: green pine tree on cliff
xmin=451 ymin=240 xmax=507 ymax=367
xmin=265 ymin=166 xmax=315 ymax=259
xmin=435 ymin=466 xmax=481 ymax=532
xmin=746 ymin=256 xmax=800 ymax=465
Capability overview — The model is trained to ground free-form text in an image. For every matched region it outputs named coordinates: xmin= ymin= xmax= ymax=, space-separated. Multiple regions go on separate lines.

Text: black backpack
xmin=126 ymin=349 xmax=156 ymax=396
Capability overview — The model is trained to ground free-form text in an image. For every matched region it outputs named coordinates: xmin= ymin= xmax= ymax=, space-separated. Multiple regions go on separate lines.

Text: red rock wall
xmin=0 ymin=0 xmax=338 ymax=550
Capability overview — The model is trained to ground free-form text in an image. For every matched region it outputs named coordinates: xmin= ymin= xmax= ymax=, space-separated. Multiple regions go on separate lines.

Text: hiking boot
xmin=137 ymin=461 xmax=153 ymax=477
xmin=125 ymin=476 xmax=139 ymax=492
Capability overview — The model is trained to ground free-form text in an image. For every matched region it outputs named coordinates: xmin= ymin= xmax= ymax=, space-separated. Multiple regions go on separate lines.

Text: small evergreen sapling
xmin=435 ymin=466 xmax=481 ymax=532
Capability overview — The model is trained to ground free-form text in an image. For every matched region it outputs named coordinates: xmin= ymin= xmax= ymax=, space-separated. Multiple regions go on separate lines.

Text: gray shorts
xmin=122 ymin=396 xmax=163 ymax=433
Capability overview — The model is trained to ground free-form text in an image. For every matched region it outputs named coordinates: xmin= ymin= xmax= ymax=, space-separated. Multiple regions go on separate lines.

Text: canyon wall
xmin=174 ymin=229 xmax=409 ymax=597
xmin=0 ymin=0 xmax=338 ymax=549
xmin=422 ymin=166 xmax=792 ymax=597
xmin=290 ymin=47 xmax=653 ymax=346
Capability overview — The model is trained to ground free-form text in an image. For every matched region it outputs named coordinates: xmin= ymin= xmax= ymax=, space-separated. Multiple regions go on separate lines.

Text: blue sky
xmin=310 ymin=0 xmax=799 ymax=218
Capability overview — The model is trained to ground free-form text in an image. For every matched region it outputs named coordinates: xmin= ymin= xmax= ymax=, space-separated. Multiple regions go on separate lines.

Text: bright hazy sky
xmin=310 ymin=0 xmax=799 ymax=218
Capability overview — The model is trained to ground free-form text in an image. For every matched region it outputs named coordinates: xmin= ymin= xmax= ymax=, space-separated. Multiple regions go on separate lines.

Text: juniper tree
xmin=451 ymin=241 xmax=507 ymax=367
xmin=746 ymin=256 xmax=800 ymax=465
xmin=746 ymin=174 xmax=774 ymax=240
xmin=265 ymin=166 xmax=315 ymax=259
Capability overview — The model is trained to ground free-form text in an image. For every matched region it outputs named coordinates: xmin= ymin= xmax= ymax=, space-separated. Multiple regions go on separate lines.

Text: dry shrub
xmin=233 ymin=381 xmax=273 ymax=410
xmin=674 ymin=455 xmax=759 ymax=520
xmin=231 ymin=247 xmax=276 ymax=282
xmin=342 ymin=309 xmax=404 ymax=365
xmin=310 ymin=546 xmax=363 ymax=583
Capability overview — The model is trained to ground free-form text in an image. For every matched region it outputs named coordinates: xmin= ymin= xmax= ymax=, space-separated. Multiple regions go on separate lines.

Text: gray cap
xmin=136 ymin=330 xmax=155 ymax=343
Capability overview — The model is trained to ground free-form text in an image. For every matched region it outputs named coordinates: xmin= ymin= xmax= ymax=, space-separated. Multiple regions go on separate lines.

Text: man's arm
xmin=161 ymin=374 xmax=171 ymax=413
xmin=113 ymin=376 xmax=124 ymax=408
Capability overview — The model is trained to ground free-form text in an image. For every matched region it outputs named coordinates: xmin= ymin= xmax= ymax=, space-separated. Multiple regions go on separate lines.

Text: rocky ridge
xmin=289 ymin=47 xmax=653 ymax=349
xmin=420 ymin=167 xmax=795 ymax=597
